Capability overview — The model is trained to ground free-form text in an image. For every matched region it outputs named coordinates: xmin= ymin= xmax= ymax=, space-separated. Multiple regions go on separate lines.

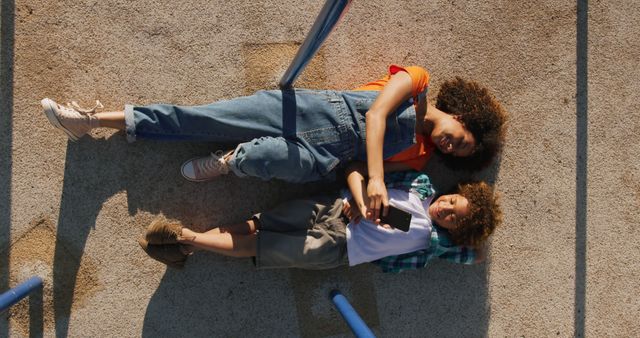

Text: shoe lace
xmin=196 ymin=151 xmax=228 ymax=175
xmin=66 ymin=100 xmax=104 ymax=115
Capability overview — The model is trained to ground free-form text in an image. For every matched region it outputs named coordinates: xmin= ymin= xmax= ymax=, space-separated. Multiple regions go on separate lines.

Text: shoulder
xmin=388 ymin=65 xmax=429 ymax=98
xmin=389 ymin=65 xmax=429 ymax=79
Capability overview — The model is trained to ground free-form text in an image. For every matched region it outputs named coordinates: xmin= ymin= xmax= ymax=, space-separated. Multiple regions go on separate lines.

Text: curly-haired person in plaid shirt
xmin=137 ymin=164 xmax=502 ymax=273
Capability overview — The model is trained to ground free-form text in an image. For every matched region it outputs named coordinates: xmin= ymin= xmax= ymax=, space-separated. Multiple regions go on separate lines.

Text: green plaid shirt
xmin=372 ymin=171 xmax=477 ymax=273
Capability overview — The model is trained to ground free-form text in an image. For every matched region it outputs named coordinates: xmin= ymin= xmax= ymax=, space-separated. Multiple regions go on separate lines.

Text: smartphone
xmin=379 ymin=205 xmax=412 ymax=232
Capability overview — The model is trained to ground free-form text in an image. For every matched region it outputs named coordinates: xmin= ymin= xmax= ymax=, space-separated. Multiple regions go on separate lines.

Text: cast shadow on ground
xmin=52 ymin=132 xmax=496 ymax=337
xmin=575 ymin=0 xmax=588 ymax=336
xmin=28 ymin=287 xmax=44 ymax=338
xmin=141 ymin=153 xmax=497 ymax=337
xmin=48 ymin=134 xmax=497 ymax=337
xmin=141 ymin=255 xmax=489 ymax=337
xmin=48 ymin=99 xmax=585 ymax=337
xmin=0 ymin=0 xmax=15 ymax=336
xmin=51 ymin=133 xmax=337 ymax=337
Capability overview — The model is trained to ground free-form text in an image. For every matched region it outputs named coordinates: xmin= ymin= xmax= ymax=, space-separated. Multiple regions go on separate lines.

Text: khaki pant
xmin=253 ymin=195 xmax=348 ymax=270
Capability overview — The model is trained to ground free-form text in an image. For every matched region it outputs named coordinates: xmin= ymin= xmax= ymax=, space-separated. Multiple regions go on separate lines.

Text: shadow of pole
xmin=0 ymin=0 xmax=15 ymax=336
xmin=575 ymin=0 xmax=588 ymax=337
xmin=52 ymin=228 xmax=90 ymax=338
xmin=29 ymin=287 xmax=44 ymax=338
xmin=52 ymin=139 xmax=126 ymax=337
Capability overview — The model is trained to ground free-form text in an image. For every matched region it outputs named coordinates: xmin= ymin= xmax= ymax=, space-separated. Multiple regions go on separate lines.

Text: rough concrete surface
xmin=1 ymin=0 xmax=639 ymax=337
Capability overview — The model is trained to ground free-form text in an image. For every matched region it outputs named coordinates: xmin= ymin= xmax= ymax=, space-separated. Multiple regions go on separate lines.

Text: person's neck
xmin=423 ymin=104 xmax=445 ymax=135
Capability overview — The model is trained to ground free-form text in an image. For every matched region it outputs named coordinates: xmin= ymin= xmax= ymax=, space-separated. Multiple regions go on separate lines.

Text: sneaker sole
xmin=180 ymin=157 xmax=224 ymax=182
xmin=41 ymin=98 xmax=80 ymax=141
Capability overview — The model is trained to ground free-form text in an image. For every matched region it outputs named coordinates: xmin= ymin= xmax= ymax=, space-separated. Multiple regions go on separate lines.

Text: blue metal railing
xmin=278 ymin=0 xmax=352 ymax=88
xmin=330 ymin=289 xmax=376 ymax=338
xmin=0 ymin=276 xmax=43 ymax=312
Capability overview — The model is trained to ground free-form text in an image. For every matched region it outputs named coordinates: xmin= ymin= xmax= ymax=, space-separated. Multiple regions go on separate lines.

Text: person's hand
xmin=343 ymin=199 xmax=366 ymax=223
xmin=378 ymin=223 xmax=392 ymax=230
xmin=366 ymin=177 xmax=389 ymax=222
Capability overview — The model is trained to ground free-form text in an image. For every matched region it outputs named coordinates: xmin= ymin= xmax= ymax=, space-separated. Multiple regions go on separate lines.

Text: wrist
xmin=179 ymin=228 xmax=197 ymax=243
xmin=369 ymin=175 xmax=384 ymax=182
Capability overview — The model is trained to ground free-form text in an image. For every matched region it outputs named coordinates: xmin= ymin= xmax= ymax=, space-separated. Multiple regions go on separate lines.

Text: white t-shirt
xmin=343 ymin=188 xmax=433 ymax=266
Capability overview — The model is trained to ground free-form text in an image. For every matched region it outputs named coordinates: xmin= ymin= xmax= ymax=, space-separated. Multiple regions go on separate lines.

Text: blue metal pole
xmin=278 ymin=0 xmax=352 ymax=89
xmin=0 ymin=276 xmax=43 ymax=312
xmin=330 ymin=289 xmax=376 ymax=338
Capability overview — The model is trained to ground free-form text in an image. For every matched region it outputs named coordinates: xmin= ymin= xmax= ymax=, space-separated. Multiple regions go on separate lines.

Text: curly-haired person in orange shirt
xmin=42 ymin=65 xmax=507 ymax=222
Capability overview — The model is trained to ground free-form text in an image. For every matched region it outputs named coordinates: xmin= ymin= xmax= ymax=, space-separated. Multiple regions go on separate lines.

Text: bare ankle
xmin=94 ymin=111 xmax=126 ymax=130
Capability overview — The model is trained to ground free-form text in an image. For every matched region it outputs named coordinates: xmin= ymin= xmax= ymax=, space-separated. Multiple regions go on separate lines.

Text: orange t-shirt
xmin=354 ymin=65 xmax=434 ymax=171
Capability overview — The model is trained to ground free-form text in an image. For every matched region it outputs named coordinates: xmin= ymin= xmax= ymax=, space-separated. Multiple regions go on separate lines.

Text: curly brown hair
xmin=435 ymin=77 xmax=508 ymax=171
xmin=448 ymin=181 xmax=502 ymax=247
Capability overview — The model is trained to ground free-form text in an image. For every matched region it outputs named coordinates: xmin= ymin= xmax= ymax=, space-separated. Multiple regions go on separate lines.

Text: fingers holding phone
xmin=366 ymin=178 xmax=389 ymax=221
xmin=378 ymin=223 xmax=393 ymax=230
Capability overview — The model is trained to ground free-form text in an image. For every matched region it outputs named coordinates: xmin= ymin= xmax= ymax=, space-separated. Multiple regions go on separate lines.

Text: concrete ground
xmin=1 ymin=0 xmax=639 ymax=337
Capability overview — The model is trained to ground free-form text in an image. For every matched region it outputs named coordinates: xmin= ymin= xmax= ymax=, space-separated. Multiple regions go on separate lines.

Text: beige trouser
xmin=253 ymin=195 xmax=348 ymax=270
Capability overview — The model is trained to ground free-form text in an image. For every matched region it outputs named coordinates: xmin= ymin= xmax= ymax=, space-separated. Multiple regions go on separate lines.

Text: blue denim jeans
xmin=124 ymin=89 xmax=417 ymax=183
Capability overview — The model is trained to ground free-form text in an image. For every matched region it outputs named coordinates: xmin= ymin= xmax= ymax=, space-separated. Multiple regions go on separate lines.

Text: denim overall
xmin=124 ymin=89 xmax=417 ymax=183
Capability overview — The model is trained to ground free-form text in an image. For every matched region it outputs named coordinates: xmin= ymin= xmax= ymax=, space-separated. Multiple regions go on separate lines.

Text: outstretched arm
xmin=365 ymin=71 xmax=413 ymax=221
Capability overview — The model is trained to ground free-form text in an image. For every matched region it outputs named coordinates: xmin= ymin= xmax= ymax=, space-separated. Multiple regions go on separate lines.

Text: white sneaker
xmin=41 ymin=98 xmax=102 ymax=141
xmin=181 ymin=150 xmax=231 ymax=182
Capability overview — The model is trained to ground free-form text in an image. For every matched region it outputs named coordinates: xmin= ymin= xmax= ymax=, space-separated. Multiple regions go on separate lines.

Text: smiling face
xmin=430 ymin=115 xmax=477 ymax=157
xmin=428 ymin=194 xmax=470 ymax=230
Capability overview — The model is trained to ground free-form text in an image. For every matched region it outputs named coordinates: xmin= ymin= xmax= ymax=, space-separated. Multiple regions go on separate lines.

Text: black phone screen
xmin=379 ymin=206 xmax=412 ymax=232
